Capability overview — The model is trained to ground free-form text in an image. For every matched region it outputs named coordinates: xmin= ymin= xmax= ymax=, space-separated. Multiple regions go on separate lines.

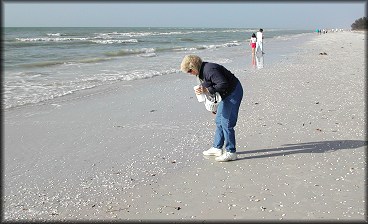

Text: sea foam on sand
xmin=3 ymin=31 xmax=366 ymax=221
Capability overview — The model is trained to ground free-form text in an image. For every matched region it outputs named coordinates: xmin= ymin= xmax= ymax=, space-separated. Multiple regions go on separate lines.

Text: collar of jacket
xmin=198 ymin=62 xmax=207 ymax=81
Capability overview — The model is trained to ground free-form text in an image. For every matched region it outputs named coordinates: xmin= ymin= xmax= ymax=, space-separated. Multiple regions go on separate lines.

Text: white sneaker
xmin=203 ymin=147 xmax=222 ymax=156
xmin=215 ymin=152 xmax=237 ymax=162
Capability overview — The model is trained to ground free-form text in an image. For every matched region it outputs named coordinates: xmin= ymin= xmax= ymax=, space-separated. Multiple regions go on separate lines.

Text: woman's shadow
xmin=237 ymin=140 xmax=367 ymax=160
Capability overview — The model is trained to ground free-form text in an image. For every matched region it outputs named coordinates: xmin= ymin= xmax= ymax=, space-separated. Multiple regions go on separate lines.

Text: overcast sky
xmin=3 ymin=2 xmax=366 ymax=29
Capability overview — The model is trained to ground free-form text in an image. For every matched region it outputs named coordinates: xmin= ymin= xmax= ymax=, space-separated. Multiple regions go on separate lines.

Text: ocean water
xmin=3 ymin=27 xmax=313 ymax=109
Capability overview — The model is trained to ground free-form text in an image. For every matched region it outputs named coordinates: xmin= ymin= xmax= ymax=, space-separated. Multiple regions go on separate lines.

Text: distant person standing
xmin=256 ymin=29 xmax=264 ymax=54
xmin=249 ymin=33 xmax=257 ymax=55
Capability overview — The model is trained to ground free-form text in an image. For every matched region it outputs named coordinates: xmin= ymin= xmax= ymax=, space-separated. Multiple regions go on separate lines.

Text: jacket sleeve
xmin=202 ymin=67 xmax=229 ymax=95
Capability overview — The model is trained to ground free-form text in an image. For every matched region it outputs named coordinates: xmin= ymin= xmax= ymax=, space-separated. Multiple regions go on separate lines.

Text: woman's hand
xmin=194 ymin=86 xmax=208 ymax=95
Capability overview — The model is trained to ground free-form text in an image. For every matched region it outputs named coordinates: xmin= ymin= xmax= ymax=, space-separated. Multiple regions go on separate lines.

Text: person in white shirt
xmin=256 ymin=29 xmax=264 ymax=54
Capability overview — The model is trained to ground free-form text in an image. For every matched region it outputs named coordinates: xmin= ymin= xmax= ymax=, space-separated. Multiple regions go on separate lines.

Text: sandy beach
xmin=3 ymin=31 xmax=366 ymax=221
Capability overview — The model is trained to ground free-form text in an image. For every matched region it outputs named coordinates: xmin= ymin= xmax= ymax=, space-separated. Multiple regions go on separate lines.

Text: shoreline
xmin=3 ymin=31 xmax=315 ymax=112
xmin=3 ymin=31 xmax=366 ymax=221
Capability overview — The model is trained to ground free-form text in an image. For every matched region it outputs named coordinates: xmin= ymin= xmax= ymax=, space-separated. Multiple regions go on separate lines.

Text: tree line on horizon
xmin=351 ymin=17 xmax=367 ymax=30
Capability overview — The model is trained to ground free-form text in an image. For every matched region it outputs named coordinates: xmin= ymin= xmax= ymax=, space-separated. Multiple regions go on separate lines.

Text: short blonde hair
xmin=180 ymin=55 xmax=202 ymax=73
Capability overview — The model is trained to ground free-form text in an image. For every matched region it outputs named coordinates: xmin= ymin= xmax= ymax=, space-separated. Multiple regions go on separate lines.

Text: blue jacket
xmin=198 ymin=62 xmax=239 ymax=99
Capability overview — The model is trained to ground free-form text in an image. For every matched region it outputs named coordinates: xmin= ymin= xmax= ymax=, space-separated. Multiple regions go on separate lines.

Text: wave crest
xmin=104 ymin=48 xmax=155 ymax=57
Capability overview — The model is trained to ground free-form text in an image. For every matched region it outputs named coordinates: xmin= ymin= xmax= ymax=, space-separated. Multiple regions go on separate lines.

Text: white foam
xmin=16 ymin=37 xmax=88 ymax=42
xmin=200 ymin=41 xmax=240 ymax=50
xmin=46 ymin=33 xmax=61 ymax=36
xmin=91 ymin=39 xmax=138 ymax=44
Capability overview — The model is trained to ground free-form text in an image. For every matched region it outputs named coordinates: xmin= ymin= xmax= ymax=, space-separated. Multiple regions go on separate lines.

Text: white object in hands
xmin=193 ymin=85 xmax=205 ymax=102
xmin=204 ymin=92 xmax=222 ymax=113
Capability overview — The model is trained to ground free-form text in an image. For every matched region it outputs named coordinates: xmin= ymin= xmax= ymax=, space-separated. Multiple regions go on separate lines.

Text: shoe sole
xmin=215 ymin=158 xmax=237 ymax=162
xmin=215 ymin=154 xmax=237 ymax=162
xmin=203 ymin=152 xmax=222 ymax=156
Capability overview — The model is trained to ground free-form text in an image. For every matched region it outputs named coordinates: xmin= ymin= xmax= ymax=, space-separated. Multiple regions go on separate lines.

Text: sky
xmin=3 ymin=2 xmax=366 ymax=29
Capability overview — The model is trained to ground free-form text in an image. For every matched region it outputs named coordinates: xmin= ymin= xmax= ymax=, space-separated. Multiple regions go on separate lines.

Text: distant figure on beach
xmin=181 ymin=55 xmax=243 ymax=162
xmin=249 ymin=33 xmax=257 ymax=55
xmin=256 ymin=29 xmax=264 ymax=54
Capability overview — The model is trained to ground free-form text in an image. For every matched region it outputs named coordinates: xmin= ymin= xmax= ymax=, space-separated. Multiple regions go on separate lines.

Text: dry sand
xmin=3 ymin=31 xmax=366 ymax=221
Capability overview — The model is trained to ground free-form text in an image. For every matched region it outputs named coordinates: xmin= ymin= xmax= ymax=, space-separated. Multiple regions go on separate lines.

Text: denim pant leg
xmin=213 ymin=82 xmax=243 ymax=153
xmin=213 ymin=102 xmax=225 ymax=149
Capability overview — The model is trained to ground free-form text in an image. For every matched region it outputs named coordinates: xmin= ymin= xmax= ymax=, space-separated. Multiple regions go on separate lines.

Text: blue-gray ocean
xmin=4 ymin=27 xmax=313 ymax=109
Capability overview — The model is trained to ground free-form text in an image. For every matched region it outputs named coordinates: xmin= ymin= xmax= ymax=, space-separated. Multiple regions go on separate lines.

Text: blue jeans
xmin=213 ymin=81 xmax=243 ymax=153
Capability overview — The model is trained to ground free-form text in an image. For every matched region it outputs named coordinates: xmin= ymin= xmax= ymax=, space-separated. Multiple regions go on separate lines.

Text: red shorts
xmin=251 ymin=43 xmax=256 ymax=48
